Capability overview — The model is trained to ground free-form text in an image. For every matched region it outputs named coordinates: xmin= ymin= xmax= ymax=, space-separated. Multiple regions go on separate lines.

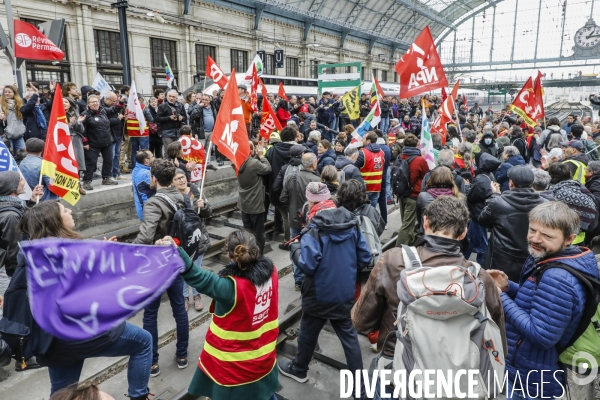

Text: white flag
xmin=127 ymin=81 xmax=146 ymax=132
xmin=420 ymin=103 xmax=436 ymax=170
xmin=92 ymin=72 xmax=112 ymax=97
xmin=244 ymin=54 xmax=264 ymax=81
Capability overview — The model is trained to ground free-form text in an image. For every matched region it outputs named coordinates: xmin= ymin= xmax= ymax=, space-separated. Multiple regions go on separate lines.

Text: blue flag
xmin=0 ymin=141 xmax=32 ymax=200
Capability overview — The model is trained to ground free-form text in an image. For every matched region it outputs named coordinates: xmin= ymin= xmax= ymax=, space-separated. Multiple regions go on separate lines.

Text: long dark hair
xmin=276 ymin=100 xmax=288 ymax=111
xmin=18 ymin=201 xmax=81 ymax=240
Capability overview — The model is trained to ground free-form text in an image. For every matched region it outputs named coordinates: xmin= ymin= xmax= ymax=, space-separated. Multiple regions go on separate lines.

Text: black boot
xmin=127 ymin=390 xmax=153 ymax=400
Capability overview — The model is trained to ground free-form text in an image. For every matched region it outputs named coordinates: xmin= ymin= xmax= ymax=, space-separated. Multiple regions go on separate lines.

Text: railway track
xmin=545 ymin=101 xmax=592 ymax=125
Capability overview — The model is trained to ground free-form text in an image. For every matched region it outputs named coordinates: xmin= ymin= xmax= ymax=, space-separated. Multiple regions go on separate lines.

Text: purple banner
xmin=21 ymin=239 xmax=185 ymax=341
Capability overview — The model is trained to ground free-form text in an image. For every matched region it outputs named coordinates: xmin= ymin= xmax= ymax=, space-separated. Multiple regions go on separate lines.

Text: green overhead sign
xmin=317 ymin=62 xmax=362 ymax=95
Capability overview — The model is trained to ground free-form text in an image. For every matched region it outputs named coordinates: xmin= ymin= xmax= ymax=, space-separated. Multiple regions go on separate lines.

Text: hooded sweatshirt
xmin=335 ymin=155 xmax=364 ymax=187
xmin=289 ymin=207 xmax=372 ymax=319
xmin=77 ymin=85 xmax=94 ymax=114
xmin=467 ymin=152 xmax=501 ymax=221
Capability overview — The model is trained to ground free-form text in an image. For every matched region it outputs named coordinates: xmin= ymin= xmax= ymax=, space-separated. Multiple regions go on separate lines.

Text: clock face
xmin=575 ymin=25 xmax=600 ymax=49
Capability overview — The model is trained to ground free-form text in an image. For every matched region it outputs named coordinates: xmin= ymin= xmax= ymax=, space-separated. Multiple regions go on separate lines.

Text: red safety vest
xmin=125 ymin=104 xmax=149 ymax=137
xmin=360 ymin=148 xmax=384 ymax=192
xmin=199 ymin=268 xmax=279 ymax=386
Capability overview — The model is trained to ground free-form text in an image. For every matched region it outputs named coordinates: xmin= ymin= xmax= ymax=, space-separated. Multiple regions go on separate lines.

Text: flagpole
xmin=454 ymin=109 xmax=463 ymax=137
xmin=198 ymin=141 xmax=212 ymax=203
xmin=36 ymin=172 xmax=43 ymax=204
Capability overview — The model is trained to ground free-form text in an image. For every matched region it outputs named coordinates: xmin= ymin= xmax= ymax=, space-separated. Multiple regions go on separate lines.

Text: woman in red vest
xmin=160 ymin=230 xmax=279 ymax=400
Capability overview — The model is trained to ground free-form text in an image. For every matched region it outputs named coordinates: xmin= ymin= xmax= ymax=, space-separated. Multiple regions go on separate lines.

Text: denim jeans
xmin=290 ymin=227 xmax=304 ymax=286
xmin=183 ymin=254 xmax=203 ymax=298
xmin=9 ymin=137 xmax=25 ymax=153
xmin=143 ymin=275 xmax=189 ymax=365
xmin=367 ymin=192 xmax=380 ymax=208
xmin=373 ymin=375 xmax=398 ymax=400
xmin=48 ymin=322 xmax=152 ymax=397
xmin=131 ymin=136 xmax=150 ymax=168
xmin=112 ymin=134 xmax=122 ymax=178
xmin=380 ymin=117 xmax=390 ymax=135
xmin=386 ymin=169 xmax=392 ymax=201
xmin=463 ymin=220 xmax=488 ymax=265
xmin=330 ymin=116 xmax=339 ymax=131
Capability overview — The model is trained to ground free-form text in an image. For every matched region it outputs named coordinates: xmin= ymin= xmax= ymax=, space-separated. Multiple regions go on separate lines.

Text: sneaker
xmin=120 ymin=165 xmax=131 ymax=174
xmin=194 ymin=294 xmax=204 ymax=311
xmin=385 ymin=224 xmax=388 ymax=230
xmin=278 ymin=359 xmax=307 ymax=383
xmin=82 ymin=181 xmax=94 ymax=191
xmin=79 ymin=185 xmax=87 ymax=195
xmin=206 ymin=163 xmax=218 ymax=171
xmin=218 ymin=160 xmax=224 ymax=166
xmin=176 ymin=357 xmax=188 ymax=369
xmin=102 ymin=177 xmax=118 ymax=185
xmin=150 ymin=364 xmax=160 ymax=377
xmin=278 ymin=243 xmax=289 ymax=251
xmin=116 ymin=175 xmax=128 ymax=181
xmin=387 ymin=199 xmax=394 ymax=205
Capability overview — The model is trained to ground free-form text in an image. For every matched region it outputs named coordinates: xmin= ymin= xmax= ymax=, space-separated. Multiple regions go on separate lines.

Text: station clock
xmin=573 ymin=18 xmax=600 ymax=57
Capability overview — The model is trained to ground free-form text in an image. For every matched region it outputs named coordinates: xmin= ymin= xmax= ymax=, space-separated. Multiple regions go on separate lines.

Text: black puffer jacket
xmin=0 ymin=200 xmax=24 ymax=277
xmin=266 ymin=142 xmax=294 ymax=205
xmin=466 ymin=153 xmax=501 ymax=222
xmin=478 ymin=188 xmax=546 ymax=281
xmin=81 ymin=107 xmax=114 ymax=148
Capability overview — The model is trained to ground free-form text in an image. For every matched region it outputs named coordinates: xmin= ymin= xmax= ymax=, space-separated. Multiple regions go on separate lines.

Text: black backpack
xmin=390 ymin=155 xmax=416 ymax=198
xmin=155 ymin=193 xmax=206 ymax=259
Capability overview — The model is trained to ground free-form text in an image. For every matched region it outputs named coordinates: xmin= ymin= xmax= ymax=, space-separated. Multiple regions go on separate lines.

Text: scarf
xmin=402 ymin=146 xmax=422 ymax=157
xmin=308 ymin=199 xmax=336 ymax=222
xmin=0 ymin=195 xmax=26 ymax=208
xmin=552 ymin=180 xmax=597 ymax=230
xmin=426 ymin=188 xmax=453 ymax=199
xmin=6 ymin=99 xmax=15 ymax=111
xmin=34 ymin=105 xmax=47 ymax=130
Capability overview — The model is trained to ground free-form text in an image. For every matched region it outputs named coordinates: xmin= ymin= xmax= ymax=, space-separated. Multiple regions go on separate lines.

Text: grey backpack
xmin=370 ymin=245 xmax=505 ymax=399
xmin=357 ymin=215 xmax=381 ymax=269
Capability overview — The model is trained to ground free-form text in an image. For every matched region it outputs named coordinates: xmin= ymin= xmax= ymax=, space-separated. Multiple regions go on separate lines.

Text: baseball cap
xmin=559 ymin=140 xmax=583 ymax=151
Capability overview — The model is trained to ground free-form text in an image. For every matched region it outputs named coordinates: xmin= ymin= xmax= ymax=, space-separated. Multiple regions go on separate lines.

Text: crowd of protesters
xmin=2 ymin=75 xmax=600 ymax=400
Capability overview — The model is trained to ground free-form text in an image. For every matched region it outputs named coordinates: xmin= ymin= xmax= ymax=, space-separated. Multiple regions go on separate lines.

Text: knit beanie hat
xmin=305 ymin=182 xmax=330 ymax=203
xmin=0 ymin=171 xmax=22 ymax=196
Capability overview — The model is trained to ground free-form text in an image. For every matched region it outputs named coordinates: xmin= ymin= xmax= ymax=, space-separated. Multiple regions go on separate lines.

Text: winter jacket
xmin=353 ymin=203 xmax=385 ymax=237
xmin=585 ymin=174 xmax=600 ymax=209
xmin=65 ymin=97 xmax=85 ymax=138
xmin=280 ymin=169 xmax=320 ymax=229
xmin=352 ymin=235 xmax=506 ymax=356
xmin=511 ymin=137 xmax=530 ymax=163
xmin=380 ymin=101 xmax=390 ymax=118
xmin=0 ymin=198 xmax=24 ymax=277
xmin=421 ymin=167 xmax=466 ymax=194
xmin=537 ymin=125 xmax=568 ymax=149
xmin=265 ymin=142 xmax=294 ymax=206
xmin=416 ymin=188 xmax=457 ymax=233
xmin=276 ymin=107 xmax=291 ymax=126
xmin=82 ymin=107 xmax=119 ymax=148
xmin=478 ymin=188 xmax=546 ymax=282
xmin=359 ymin=99 xmax=370 ymax=118
xmin=21 ymin=93 xmax=50 ymax=142
xmin=495 ymin=155 xmax=526 ymax=193
xmin=306 ymin=141 xmax=318 ymax=156
xmin=334 ymin=155 xmax=364 ymax=187
xmin=316 ymin=98 xmax=335 ymax=124
xmin=476 ymin=132 xmax=499 ymax=165
xmin=237 ymin=155 xmax=271 ymax=215
xmin=100 ymin=99 xmax=124 ymax=144
xmin=552 ymin=180 xmax=598 ymax=233
xmin=503 ymin=246 xmax=598 ymax=398
xmin=467 ymin=153 xmax=501 ymax=222
xmin=378 ymin=142 xmax=391 ymax=193
xmin=156 ymin=101 xmax=188 ymax=138
xmin=132 ymin=163 xmax=155 ymax=220
xmin=290 ymin=207 xmax=371 ymax=319
xmin=188 ymin=102 xmax=217 ymax=138
xmin=133 ymin=186 xmax=186 ymax=244
xmin=399 ymin=147 xmax=430 ymax=199
xmin=317 ymin=148 xmax=336 ymax=174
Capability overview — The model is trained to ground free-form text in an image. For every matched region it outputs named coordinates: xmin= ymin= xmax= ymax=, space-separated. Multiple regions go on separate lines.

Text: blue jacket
xmin=502 ymin=246 xmax=598 ymax=398
xmin=21 ymin=93 xmax=50 ymax=142
xmin=132 ymin=163 xmax=155 ymax=220
xmin=378 ymin=142 xmax=391 ymax=194
xmin=290 ymin=207 xmax=371 ymax=319
xmin=317 ymin=148 xmax=336 ymax=174
xmin=495 ymin=155 xmax=525 ymax=193
xmin=19 ymin=154 xmax=58 ymax=201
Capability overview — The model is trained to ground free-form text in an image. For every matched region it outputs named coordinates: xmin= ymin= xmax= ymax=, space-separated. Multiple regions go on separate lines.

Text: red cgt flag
xmin=509 ymin=77 xmax=537 ymax=127
xmin=210 ymin=71 xmax=250 ymax=173
xmin=278 ymin=82 xmax=289 ymax=102
xmin=440 ymin=80 xmax=460 ymax=120
xmin=179 ymin=136 xmax=206 ymax=183
xmin=259 ymin=95 xmax=283 ymax=141
xmin=394 ymin=26 xmax=448 ymax=99
xmin=206 ymin=55 xmax=229 ymax=90
xmin=14 ymin=19 xmax=64 ymax=61
xmin=532 ymin=71 xmax=545 ymax=122
xmin=40 ymin=84 xmax=81 ymax=205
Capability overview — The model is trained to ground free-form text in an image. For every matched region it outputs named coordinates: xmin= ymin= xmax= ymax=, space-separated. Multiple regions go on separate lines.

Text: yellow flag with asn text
xmin=341 ymin=85 xmax=361 ymax=120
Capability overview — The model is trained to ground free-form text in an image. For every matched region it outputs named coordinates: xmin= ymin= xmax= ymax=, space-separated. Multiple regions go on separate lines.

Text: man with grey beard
xmin=488 ymin=201 xmax=598 ymax=400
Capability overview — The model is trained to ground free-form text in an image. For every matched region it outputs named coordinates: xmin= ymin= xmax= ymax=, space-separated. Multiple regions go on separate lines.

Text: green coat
xmin=178 ymin=248 xmax=279 ymax=400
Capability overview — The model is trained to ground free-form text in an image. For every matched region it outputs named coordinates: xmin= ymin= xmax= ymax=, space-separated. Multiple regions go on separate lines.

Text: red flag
xmin=206 ymin=55 xmax=229 ymax=90
xmin=440 ymin=80 xmax=460 ymax=120
xmin=210 ymin=71 xmax=250 ymax=173
xmin=278 ymin=82 xmax=289 ymax=102
xmin=394 ymin=26 xmax=448 ymax=99
xmin=40 ymin=84 xmax=81 ymax=205
xmin=509 ymin=77 xmax=537 ymax=127
xmin=463 ymin=95 xmax=467 ymax=106
xmin=259 ymin=96 xmax=283 ymax=141
xmin=532 ymin=71 xmax=545 ymax=122
xmin=14 ymin=19 xmax=64 ymax=61
xmin=441 ymin=87 xmax=448 ymax=102
xmin=430 ymin=114 xmax=451 ymax=145
xmin=374 ymin=76 xmax=385 ymax=99
xmin=250 ymin=64 xmax=259 ymax=113
xmin=179 ymin=136 xmax=206 ymax=183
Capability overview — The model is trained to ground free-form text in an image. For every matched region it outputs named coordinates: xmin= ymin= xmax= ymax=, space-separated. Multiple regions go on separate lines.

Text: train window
xmin=284 ymin=79 xmax=291 ymax=85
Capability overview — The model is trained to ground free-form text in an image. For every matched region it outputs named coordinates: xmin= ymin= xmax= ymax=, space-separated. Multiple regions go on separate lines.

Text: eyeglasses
xmin=173 ymin=176 xmax=187 ymax=182
xmin=88 ymin=101 xmax=99 ymax=104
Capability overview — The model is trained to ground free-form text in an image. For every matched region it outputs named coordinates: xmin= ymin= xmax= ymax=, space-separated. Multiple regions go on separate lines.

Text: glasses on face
xmin=174 ymin=176 xmax=187 ymax=182
xmin=89 ymin=101 xmax=99 ymax=104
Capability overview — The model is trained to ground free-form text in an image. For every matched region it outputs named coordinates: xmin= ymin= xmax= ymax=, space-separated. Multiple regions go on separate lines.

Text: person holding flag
xmin=125 ymin=81 xmax=150 ymax=169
